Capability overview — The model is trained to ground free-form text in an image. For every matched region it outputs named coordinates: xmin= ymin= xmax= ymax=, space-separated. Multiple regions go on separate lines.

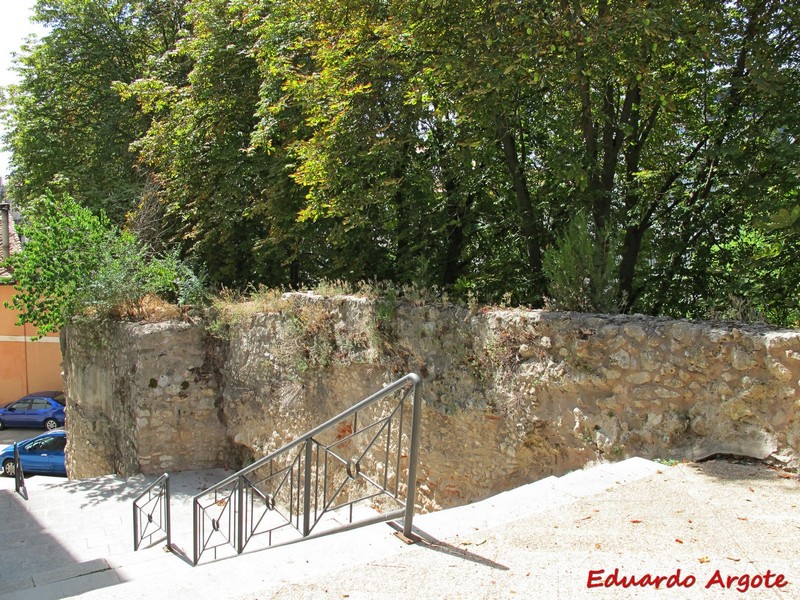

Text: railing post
xmin=164 ymin=474 xmax=172 ymax=550
xmin=192 ymin=498 xmax=199 ymax=566
xmin=133 ymin=497 xmax=140 ymax=551
xmin=13 ymin=443 xmax=27 ymax=500
xmin=236 ymin=475 xmax=245 ymax=555
xmin=302 ymin=438 xmax=313 ymax=536
xmin=403 ymin=374 xmax=423 ymax=538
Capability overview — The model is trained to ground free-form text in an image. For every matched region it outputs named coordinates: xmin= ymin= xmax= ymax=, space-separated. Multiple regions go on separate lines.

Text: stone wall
xmin=63 ymin=321 xmax=230 ymax=478
xmin=63 ymin=294 xmax=800 ymax=511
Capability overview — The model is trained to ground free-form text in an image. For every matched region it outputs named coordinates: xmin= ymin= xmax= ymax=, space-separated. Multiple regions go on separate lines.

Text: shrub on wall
xmin=542 ymin=211 xmax=621 ymax=313
xmin=2 ymin=191 xmax=205 ymax=337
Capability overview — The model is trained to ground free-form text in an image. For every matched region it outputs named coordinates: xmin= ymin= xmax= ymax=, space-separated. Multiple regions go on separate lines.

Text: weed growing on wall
xmin=470 ymin=326 xmax=544 ymax=385
xmin=542 ymin=211 xmax=621 ymax=313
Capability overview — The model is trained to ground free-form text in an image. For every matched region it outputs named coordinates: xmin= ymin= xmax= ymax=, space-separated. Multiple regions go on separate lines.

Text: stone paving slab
xmin=265 ymin=459 xmax=800 ymax=600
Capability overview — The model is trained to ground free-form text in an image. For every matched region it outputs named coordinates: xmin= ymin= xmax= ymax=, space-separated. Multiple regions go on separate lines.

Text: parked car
xmin=0 ymin=391 xmax=65 ymax=430
xmin=1 ymin=429 xmax=67 ymax=477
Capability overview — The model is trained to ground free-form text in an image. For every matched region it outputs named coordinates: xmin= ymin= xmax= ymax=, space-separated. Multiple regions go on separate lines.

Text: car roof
xmin=4 ymin=429 xmax=66 ymax=446
xmin=0 ymin=429 xmax=66 ymax=453
xmin=1 ymin=392 xmax=64 ymax=409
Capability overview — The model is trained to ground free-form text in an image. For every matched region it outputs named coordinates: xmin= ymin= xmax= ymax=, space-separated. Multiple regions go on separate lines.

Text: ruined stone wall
xmin=63 ymin=321 xmax=230 ymax=478
xmin=221 ymin=294 xmax=800 ymax=511
xmin=63 ymin=294 xmax=800 ymax=513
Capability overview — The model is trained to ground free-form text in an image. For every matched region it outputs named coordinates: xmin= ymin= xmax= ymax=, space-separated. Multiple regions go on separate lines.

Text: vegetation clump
xmin=2 ymin=191 xmax=204 ymax=337
xmin=3 ymin=1 xmax=799 ymax=326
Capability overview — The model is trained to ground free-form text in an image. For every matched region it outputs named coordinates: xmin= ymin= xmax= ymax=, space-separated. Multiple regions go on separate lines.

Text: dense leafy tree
xmin=3 ymin=0 xmax=799 ymax=324
xmin=254 ymin=0 xmax=800 ymax=316
xmin=3 ymin=0 xmax=186 ymax=221
xmin=122 ymin=0 xmax=313 ymax=287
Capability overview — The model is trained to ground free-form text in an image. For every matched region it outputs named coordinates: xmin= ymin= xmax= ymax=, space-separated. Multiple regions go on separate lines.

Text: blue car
xmin=1 ymin=430 xmax=67 ymax=477
xmin=0 ymin=391 xmax=66 ymax=431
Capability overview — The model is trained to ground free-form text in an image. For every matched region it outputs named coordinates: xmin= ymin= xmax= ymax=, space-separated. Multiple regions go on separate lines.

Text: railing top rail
xmin=193 ymin=373 xmax=420 ymax=501
xmin=134 ymin=472 xmax=169 ymax=506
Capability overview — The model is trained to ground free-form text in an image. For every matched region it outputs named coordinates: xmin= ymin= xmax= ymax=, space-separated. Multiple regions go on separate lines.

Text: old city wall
xmin=63 ymin=294 xmax=800 ymax=510
xmin=62 ymin=320 xmax=230 ymax=478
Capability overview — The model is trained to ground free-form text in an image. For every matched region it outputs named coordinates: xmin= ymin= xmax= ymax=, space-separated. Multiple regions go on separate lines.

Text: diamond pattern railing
xmin=192 ymin=373 xmax=422 ymax=565
xmin=133 ymin=473 xmax=171 ymax=551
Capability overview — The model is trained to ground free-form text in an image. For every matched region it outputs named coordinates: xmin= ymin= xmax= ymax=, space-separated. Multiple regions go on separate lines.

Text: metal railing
xmin=192 ymin=373 xmax=422 ymax=565
xmin=133 ymin=473 xmax=171 ymax=551
xmin=14 ymin=443 xmax=27 ymax=500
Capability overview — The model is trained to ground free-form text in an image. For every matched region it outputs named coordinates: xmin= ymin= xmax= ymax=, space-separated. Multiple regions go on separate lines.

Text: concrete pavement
xmin=0 ymin=457 xmax=798 ymax=599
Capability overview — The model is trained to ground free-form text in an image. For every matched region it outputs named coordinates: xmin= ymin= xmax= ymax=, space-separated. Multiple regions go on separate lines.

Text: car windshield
xmin=25 ymin=435 xmax=65 ymax=451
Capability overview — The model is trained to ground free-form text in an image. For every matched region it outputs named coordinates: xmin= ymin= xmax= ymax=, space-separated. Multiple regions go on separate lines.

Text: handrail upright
xmin=13 ymin=443 xmax=27 ymax=500
xmin=403 ymin=373 xmax=423 ymax=538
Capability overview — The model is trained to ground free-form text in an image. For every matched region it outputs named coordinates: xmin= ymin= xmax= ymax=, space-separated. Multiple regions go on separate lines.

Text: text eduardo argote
xmin=587 ymin=568 xmax=788 ymax=593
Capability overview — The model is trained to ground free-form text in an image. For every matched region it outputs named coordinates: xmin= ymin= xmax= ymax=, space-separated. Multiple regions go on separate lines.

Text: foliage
xmin=3 ymin=0 xmax=800 ymax=326
xmin=2 ymin=0 xmax=187 ymax=222
xmin=2 ymin=191 xmax=205 ymax=337
xmin=542 ymin=212 xmax=620 ymax=313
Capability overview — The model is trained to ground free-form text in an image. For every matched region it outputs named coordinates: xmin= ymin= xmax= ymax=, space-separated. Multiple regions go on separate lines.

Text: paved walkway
xmin=0 ymin=457 xmax=797 ymax=599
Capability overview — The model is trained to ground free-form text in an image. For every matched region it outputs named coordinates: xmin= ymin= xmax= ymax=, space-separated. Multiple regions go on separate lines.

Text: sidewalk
xmin=0 ymin=457 xmax=797 ymax=599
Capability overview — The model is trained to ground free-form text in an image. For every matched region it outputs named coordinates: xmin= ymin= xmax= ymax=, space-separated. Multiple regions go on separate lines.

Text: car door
xmin=19 ymin=436 xmax=53 ymax=473
xmin=28 ymin=399 xmax=51 ymax=427
xmin=4 ymin=400 xmax=32 ymax=427
xmin=43 ymin=434 xmax=67 ymax=475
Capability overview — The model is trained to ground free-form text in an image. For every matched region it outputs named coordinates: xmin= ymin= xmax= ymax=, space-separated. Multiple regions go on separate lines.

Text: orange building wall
xmin=0 ymin=284 xmax=63 ymax=405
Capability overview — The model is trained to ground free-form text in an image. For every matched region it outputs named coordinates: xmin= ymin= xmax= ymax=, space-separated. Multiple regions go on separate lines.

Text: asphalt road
xmin=0 ymin=426 xmax=45 ymax=447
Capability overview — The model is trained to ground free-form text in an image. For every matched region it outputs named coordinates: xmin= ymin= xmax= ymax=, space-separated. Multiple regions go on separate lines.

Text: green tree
xmin=123 ymin=0 xmax=320 ymax=287
xmin=3 ymin=0 xmax=186 ymax=222
xmin=2 ymin=191 xmax=203 ymax=337
xmin=5 ymin=0 xmax=800 ymax=323
xmin=255 ymin=0 xmax=800 ymax=315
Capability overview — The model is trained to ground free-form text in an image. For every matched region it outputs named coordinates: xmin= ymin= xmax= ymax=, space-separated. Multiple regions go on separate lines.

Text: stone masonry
xmin=62 ymin=320 xmax=230 ymax=478
xmin=63 ymin=294 xmax=800 ymax=511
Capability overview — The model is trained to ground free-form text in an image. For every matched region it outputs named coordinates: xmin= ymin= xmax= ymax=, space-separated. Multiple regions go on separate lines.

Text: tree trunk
xmin=496 ymin=115 xmax=545 ymax=296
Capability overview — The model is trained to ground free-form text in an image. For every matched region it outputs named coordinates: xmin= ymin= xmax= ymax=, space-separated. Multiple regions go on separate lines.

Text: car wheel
xmin=0 ymin=420 xmax=5 ymax=431
xmin=3 ymin=459 xmax=15 ymax=477
xmin=44 ymin=418 xmax=58 ymax=430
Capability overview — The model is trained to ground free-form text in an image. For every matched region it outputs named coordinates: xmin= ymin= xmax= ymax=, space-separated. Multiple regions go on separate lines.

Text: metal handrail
xmin=193 ymin=372 xmax=422 ymax=565
xmin=133 ymin=473 xmax=171 ymax=551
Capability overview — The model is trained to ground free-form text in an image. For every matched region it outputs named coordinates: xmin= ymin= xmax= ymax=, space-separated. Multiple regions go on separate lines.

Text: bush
xmin=542 ymin=211 xmax=621 ymax=313
xmin=2 ymin=191 xmax=205 ymax=337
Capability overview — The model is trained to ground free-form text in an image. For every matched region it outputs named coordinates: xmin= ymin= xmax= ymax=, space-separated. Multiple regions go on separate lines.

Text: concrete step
xmin=0 ymin=558 xmax=120 ymax=600
xmin=414 ymin=457 xmax=663 ymax=539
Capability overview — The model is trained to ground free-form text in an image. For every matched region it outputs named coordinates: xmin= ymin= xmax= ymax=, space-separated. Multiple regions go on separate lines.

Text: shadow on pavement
xmin=392 ymin=523 xmax=510 ymax=571
xmin=51 ymin=467 xmax=227 ymax=509
xmin=0 ymin=489 xmax=125 ymax=597
xmin=691 ymin=457 xmax=799 ymax=484
xmin=54 ymin=475 xmax=149 ymax=507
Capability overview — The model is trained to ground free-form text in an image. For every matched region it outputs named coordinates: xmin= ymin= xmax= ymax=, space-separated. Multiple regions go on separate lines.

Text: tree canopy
xmin=3 ymin=0 xmax=799 ymax=325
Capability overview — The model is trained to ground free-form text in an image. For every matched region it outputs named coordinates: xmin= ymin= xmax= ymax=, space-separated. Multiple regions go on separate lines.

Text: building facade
xmin=1 ymin=201 xmax=63 ymax=405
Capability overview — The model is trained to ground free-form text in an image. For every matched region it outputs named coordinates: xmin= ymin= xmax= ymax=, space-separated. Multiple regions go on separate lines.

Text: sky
xmin=1 ymin=0 xmax=47 ymax=185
